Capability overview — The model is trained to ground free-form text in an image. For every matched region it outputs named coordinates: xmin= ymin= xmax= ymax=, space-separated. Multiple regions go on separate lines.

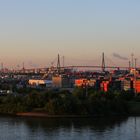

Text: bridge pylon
xmin=102 ymin=52 xmax=105 ymax=72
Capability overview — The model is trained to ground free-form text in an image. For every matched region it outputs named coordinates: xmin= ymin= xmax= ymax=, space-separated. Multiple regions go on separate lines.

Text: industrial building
xmin=121 ymin=79 xmax=133 ymax=91
xmin=52 ymin=75 xmax=74 ymax=88
xmin=29 ymin=79 xmax=53 ymax=88
xmin=133 ymin=78 xmax=140 ymax=93
xmin=100 ymin=81 xmax=110 ymax=92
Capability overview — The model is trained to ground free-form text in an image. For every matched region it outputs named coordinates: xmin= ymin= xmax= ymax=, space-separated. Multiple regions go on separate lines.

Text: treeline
xmin=0 ymin=88 xmax=138 ymax=116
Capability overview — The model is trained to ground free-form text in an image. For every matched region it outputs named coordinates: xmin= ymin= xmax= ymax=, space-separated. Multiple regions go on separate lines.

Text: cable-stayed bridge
xmin=1 ymin=53 xmax=136 ymax=74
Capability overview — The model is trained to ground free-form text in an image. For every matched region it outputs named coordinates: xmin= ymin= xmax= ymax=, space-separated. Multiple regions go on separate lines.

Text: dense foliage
xmin=0 ymin=88 xmax=138 ymax=116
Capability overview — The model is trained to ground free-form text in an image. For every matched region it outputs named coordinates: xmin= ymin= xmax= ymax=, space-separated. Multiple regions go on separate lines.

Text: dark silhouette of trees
xmin=0 ymin=88 xmax=137 ymax=115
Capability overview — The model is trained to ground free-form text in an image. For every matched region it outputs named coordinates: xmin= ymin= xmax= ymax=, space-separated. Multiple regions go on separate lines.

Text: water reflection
xmin=0 ymin=116 xmax=139 ymax=140
xmin=23 ymin=117 xmax=128 ymax=132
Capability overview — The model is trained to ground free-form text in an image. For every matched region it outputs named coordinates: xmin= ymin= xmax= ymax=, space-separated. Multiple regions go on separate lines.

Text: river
xmin=0 ymin=116 xmax=139 ymax=140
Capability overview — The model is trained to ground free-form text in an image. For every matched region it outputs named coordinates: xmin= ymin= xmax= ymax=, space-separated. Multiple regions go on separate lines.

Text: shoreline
xmin=16 ymin=112 xmax=95 ymax=118
xmin=15 ymin=112 xmax=132 ymax=118
xmin=0 ymin=112 xmax=139 ymax=118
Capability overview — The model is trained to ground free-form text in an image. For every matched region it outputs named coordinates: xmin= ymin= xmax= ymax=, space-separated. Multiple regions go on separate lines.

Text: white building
xmin=29 ymin=79 xmax=53 ymax=88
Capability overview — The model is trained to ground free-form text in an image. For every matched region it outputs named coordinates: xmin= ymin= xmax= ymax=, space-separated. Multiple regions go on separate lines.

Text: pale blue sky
xmin=0 ymin=0 xmax=140 ymax=68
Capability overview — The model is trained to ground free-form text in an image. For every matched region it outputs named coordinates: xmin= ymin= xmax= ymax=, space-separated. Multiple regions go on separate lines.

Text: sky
xmin=0 ymin=0 xmax=140 ymax=68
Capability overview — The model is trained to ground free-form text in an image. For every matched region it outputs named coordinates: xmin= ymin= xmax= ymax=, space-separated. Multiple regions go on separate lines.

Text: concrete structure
xmin=52 ymin=75 xmax=73 ymax=88
xmin=52 ymin=76 xmax=62 ymax=88
xmin=29 ymin=79 xmax=53 ymax=87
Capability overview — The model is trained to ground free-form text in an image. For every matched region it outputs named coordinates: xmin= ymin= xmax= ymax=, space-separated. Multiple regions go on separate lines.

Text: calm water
xmin=0 ymin=116 xmax=139 ymax=140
